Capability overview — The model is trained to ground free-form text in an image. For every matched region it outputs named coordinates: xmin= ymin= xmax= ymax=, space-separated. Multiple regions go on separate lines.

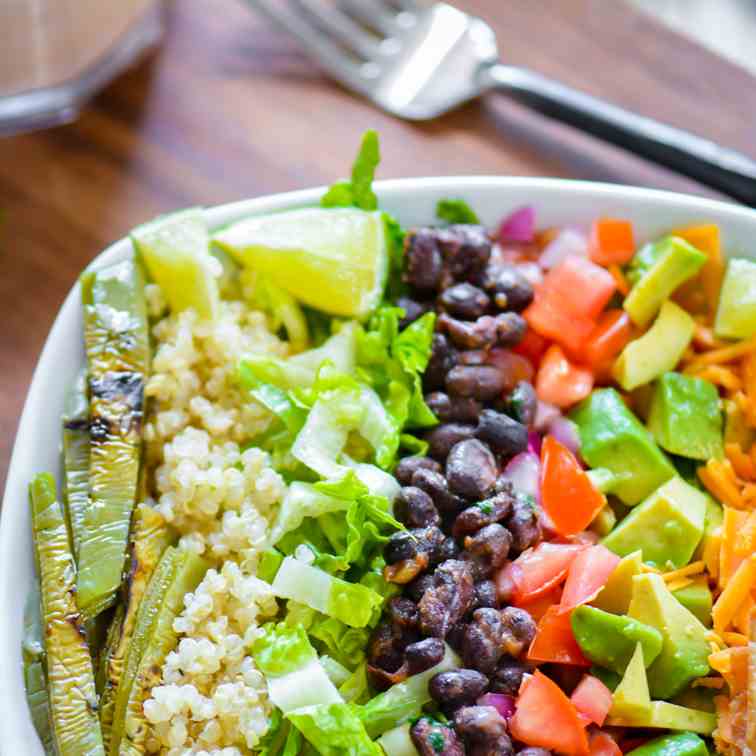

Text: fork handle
xmin=487 ymin=64 xmax=756 ymax=205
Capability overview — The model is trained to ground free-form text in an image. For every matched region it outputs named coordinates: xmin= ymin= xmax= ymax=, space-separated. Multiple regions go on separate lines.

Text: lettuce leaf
xmin=321 ymin=131 xmax=380 ymax=212
xmin=287 ymin=703 xmax=383 ymax=756
xmin=436 ymin=198 xmax=480 ymax=224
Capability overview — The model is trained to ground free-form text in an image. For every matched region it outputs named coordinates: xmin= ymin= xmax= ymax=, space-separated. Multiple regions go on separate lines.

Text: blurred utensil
xmin=243 ymin=0 xmax=756 ymax=205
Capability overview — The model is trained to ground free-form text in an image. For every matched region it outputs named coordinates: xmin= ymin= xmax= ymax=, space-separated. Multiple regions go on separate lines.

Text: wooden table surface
xmin=1 ymin=0 xmax=755 ymax=487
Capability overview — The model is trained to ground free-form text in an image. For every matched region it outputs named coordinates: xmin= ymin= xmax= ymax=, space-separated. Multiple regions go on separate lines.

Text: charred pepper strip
xmin=62 ymin=368 xmax=90 ymax=563
xmin=98 ymin=503 xmax=171 ymax=750
xmin=77 ymin=259 xmax=150 ymax=618
xmin=109 ymin=546 xmax=208 ymax=755
xmin=30 ymin=473 xmax=104 ymax=755
xmin=22 ymin=580 xmax=54 ymax=754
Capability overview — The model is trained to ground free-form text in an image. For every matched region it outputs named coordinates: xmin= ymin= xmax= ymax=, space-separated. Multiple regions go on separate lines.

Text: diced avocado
xmin=672 ymin=685 xmax=716 ymax=713
xmin=647 ymin=373 xmax=723 ymax=461
xmin=589 ymin=504 xmax=617 ymax=537
xmin=723 ymin=397 xmax=756 ymax=448
xmin=613 ymin=301 xmax=696 ymax=391
xmin=624 ymin=236 xmax=706 ymax=327
xmin=631 ymin=382 xmax=655 ymax=421
xmin=627 ymin=241 xmax=664 ymax=286
xmin=672 ymin=577 xmax=713 ymax=628
xmin=602 ymin=477 xmax=706 ymax=569
xmin=607 ymin=701 xmax=716 ymax=735
xmin=625 ymin=731 xmax=709 ymax=756
xmin=693 ymin=497 xmax=723 ymax=562
xmin=714 ymin=257 xmax=756 ymax=339
xmin=571 ymin=389 xmax=675 ymax=505
xmin=572 ymin=605 xmax=663 ymax=674
xmin=609 ymin=642 xmax=651 ymax=719
xmin=590 ymin=666 xmax=622 ymax=692
xmin=593 ymin=550 xmax=644 ymax=615
xmin=627 ymin=574 xmax=710 ymax=699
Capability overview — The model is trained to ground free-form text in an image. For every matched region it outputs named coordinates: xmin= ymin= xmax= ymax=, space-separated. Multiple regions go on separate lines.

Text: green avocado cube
xmin=625 ymin=731 xmax=709 ymax=756
xmin=589 ymin=666 xmax=622 ymax=692
xmin=613 ymin=301 xmax=696 ymax=392
xmin=609 ymin=642 xmax=651 ymax=719
xmin=571 ymin=389 xmax=675 ymax=505
xmin=607 ymin=701 xmax=716 ymax=735
xmin=602 ymin=477 xmax=706 ymax=569
xmin=571 ymin=605 xmax=663 ymax=674
xmin=647 ymin=373 xmax=723 ymax=461
xmin=672 ymin=685 xmax=717 ymax=713
xmin=628 ymin=574 xmax=710 ymax=699
xmin=693 ymin=496 xmax=723 ymax=562
xmin=672 ymin=577 xmax=713 ymax=628
xmin=624 ymin=236 xmax=706 ymax=327
xmin=714 ymin=257 xmax=756 ymax=339
xmin=593 ymin=550 xmax=644 ymax=615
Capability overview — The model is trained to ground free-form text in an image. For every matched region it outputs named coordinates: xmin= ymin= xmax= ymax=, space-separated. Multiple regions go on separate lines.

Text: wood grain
xmin=1 ymin=0 xmax=755 ymax=485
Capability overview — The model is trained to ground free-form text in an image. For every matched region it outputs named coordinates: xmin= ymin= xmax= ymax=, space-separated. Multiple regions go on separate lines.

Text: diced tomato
xmin=584 ymin=310 xmax=633 ymax=371
xmin=515 ymin=584 xmax=562 ymax=622
xmin=536 ymin=345 xmax=594 ymax=408
xmin=510 ymin=670 xmax=590 ymax=755
xmin=560 ymin=545 xmax=621 ymax=613
xmin=541 ymin=436 xmax=606 ymax=537
xmin=588 ymin=219 xmax=635 ymax=266
xmin=496 ymin=542 xmax=586 ymax=605
xmin=524 ymin=258 xmax=616 ymax=353
xmin=513 ymin=328 xmax=549 ymax=365
xmin=571 ymin=675 xmax=614 ymax=727
xmin=589 ymin=732 xmax=623 ymax=756
xmin=528 ymin=606 xmax=590 ymax=666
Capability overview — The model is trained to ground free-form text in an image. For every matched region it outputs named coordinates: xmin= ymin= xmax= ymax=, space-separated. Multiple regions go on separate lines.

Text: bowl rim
xmin=2 ymin=174 xmax=756 ymax=754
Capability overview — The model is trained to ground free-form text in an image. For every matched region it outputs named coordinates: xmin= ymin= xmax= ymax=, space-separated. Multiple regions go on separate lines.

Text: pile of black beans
xmin=369 ymin=224 xmax=550 ymax=756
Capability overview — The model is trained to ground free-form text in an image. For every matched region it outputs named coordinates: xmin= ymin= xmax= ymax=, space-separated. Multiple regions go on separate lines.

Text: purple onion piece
xmin=477 ymin=692 xmax=516 ymax=720
xmin=501 ymin=451 xmax=541 ymax=503
xmin=539 ymin=228 xmax=588 ymax=270
xmin=547 ymin=416 xmax=581 ymax=457
xmin=499 ymin=206 xmax=535 ymax=243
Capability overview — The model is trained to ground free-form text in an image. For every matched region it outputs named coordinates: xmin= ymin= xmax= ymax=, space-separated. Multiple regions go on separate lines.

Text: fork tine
xmin=243 ymin=0 xmax=370 ymax=92
xmin=292 ymin=0 xmax=381 ymax=60
xmin=337 ymin=0 xmax=405 ymax=37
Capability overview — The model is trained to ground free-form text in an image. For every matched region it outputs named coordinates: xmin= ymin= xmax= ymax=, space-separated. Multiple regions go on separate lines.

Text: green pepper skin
xmin=30 ymin=473 xmax=104 ymax=755
xmin=625 ymin=731 xmax=708 ymax=756
xmin=77 ymin=259 xmax=150 ymax=619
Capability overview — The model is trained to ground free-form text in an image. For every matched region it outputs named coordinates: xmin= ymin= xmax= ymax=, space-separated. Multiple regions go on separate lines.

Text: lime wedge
xmin=131 ymin=208 xmax=220 ymax=320
xmin=213 ymin=207 xmax=388 ymax=318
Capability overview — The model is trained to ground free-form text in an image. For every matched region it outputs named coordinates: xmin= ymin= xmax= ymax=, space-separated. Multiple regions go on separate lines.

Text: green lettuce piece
xmin=308 ymin=616 xmax=370 ymax=670
xmin=340 ymin=663 xmax=370 ymax=704
xmin=258 ymin=549 xmax=284 ymax=583
xmin=245 ymin=274 xmax=309 ymax=352
xmin=287 ymin=703 xmax=382 ymax=756
xmin=270 ymin=481 xmax=351 ymax=545
xmin=320 ymin=656 xmax=351 ymax=687
xmin=436 ymin=198 xmax=480 ymax=224
xmin=321 ymin=130 xmax=380 ymax=211
xmin=252 ymin=623 xmax=317 ymax=677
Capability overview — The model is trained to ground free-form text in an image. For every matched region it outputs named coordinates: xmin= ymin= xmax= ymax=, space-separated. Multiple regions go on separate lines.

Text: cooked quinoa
xmin=141 ymin=285 xmax=289 ymax=754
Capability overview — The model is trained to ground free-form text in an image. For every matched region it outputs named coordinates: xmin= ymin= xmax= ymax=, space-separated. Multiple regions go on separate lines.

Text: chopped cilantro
xmin=436 ymin=198 xmax=480 ymax=224
xmin=321 ymin=130 xmax=380 ymax=211
xmin=428 ymin=730 xmax=446 ymax=752
xmin=477 ymin=500 xmax=494 ymax=514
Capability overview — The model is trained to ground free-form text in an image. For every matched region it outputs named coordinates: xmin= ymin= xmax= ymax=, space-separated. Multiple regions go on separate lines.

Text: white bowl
xmin=2 ymin=177 xmax=756 ymax=754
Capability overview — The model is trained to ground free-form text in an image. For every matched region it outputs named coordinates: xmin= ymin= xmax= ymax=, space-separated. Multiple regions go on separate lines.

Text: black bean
xmin=425 ymin=333 xmax=458 ymax=391
xmin=452 ymin=492 xmax=514 ymax=539
xmin=387 ymin=596 xmax=419 ymax=629
xmin=462 ymin=607 xmax=505 ymax=674
xmin=517 ymin=748 xmax=553 ymax=756
xmin=506 ymin=494 xmax=542 ymax=554
xmin=474 ymin=579 xmax=499 ymax=609
xmin=411 ymin=717 xmax=466 ymax=756
xmin=405 ymin=230 xmax=444 ymax=291
xmin=446 ymin=365 xmax=507 ymax=401
xmin=395 ymin=455 xmax=443 ymax=486
xmin=471 ymin=741 xmax=515 ymax=756
xmin=395 ymin=487 xmax=441 ymax=528
xmin=440 ymin=313 xmax=500 ymax=350
xmin=484 ymin=263 xmax=534 ymax=312
xmin=454 ymin=706 xmax=511 ymax=746
xmin=436 ymin=536 xmax=461 ymax=563
xmin=458 ymin=349 xmax=488 ymax=366
xmin=500 ymin=607 xmax=537 ymax=658
xmin=425 ymin=423 xmax=477 ymax=461
xmin=384 ymin=554 xmax=429 ymax=584
xmin=397 ymin=297 xmax=432 ymax=328
xmin=405 ymin=637 xmax=445 ymax=675
xmin=464 ymin=524 xmax=512 ymax=572
xmin=438 ymin=225 xmax=492 ymax=280
xmin=426 ymin=391 xmax=483 ymax=424
xmin=475 ymin=409 xmax=528 ymax=458
xmin=384 ymin=530 xmax=420 ymax=564
xmin=367 ymin=621 xmax=409 ymax=673
xmin=412 ymin=525 xmax=447 ymax=563
xmin=418 ymin=559 xmax=475 ymax=638
xmin=406 ymin=573 xmax=435 ymax=603
xmin=506 ymin=381 xmax=537 ymax=427
xmin=446 ymin=440 xmax=497 ymax=501
xmin=412 ymin=468 xmax=466 ymax=515
xmin=446 ymin=621 xmax=468 ymax=653
xmin=440 ymin=282 xmax=491 ymax=319
xmin=429 ymin=669 xmax=489 ymax=709
xmin=495 ymin=313 xmax=527 ymax=348
xmin=490 ymin=659 xmax=528 ymax=696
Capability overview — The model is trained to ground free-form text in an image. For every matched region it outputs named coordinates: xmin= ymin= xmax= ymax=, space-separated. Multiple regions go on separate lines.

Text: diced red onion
xmin=499 ymin=206 xmax=535 ymax=243
xmin=477 ymin=693 xmax=516 ymax=721
xmin=534 ymin=400 xmax=561 ymax=432
xmin=516 ymin=261 xmax=543 ymax=287
xmin=527 ymin=430 xmax=542 ymax=456
xmin=539 ymin=228 xmax=588 ymax=270
xmin=548 ymin=416 xmax=581 ymax=456
xmin=501 ymin=451 xmax=541 ymax=503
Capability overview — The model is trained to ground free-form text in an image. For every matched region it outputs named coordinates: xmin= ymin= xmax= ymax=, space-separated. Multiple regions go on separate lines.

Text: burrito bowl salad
xmin=21 ymin=132 xmax=755 ymax=756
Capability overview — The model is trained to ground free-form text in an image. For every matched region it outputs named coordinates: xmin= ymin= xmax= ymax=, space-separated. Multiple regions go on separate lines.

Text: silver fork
xmin=243 ymin=0 xmax=756 ymax=205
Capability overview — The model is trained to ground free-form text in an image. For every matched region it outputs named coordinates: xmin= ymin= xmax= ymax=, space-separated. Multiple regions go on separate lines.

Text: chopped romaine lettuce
xmin=321 ymin=130 xmax=380 ymax=212
xmin=436 ymin=198 xmax=480 ymax=225
xmin=378 ymin=723 xmax=420 ymax=756
xmin=320 ymin=656 xmax=351 ymax=687
xmin=287 ymin=703 xmax=382 ymax=756
xmin=270 ymin=482 xmax=350 ymax=545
